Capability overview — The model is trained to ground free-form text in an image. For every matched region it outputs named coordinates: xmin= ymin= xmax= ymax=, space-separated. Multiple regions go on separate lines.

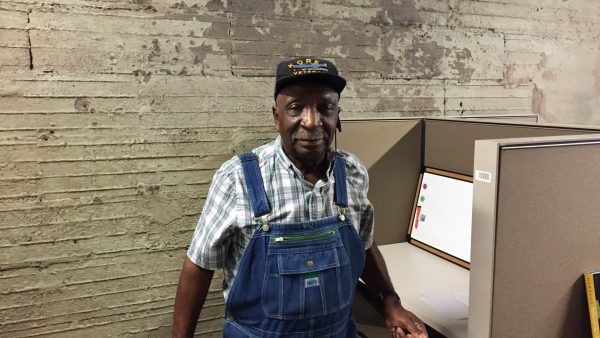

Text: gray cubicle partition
xmin=470 ymin=135 xmax=600 ymax=338
xmin=340 ymin=118 xmax=600 ymax=337
xmin=338 ymin=119 xmax=423 ymax=245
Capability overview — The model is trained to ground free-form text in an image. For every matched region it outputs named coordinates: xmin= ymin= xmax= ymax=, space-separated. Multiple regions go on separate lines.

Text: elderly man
xmin=173 ymin=57 xmax=428 ymax=338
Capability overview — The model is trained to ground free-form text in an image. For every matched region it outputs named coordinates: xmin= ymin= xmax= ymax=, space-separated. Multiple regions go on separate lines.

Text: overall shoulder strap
xmin=333 ymin=151 xmax=348 ymax=208
xmin=238 ymin=153 xmax=272 ymax=218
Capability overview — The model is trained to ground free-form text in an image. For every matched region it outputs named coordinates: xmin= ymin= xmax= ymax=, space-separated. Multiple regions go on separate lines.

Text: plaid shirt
xmin=187 ymin=136 xmax=374 ymax=298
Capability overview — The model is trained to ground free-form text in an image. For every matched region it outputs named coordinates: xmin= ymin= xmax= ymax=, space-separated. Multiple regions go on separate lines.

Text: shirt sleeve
xmin=187 ymin=164 xmax=238 ymax=270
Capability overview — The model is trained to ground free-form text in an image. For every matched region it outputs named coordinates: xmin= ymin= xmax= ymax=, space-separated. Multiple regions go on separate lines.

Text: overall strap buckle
xmin=335 ymin=205 xmax=349 ymax=221
xmin=253 ymin=213 xmax=272 ymax=232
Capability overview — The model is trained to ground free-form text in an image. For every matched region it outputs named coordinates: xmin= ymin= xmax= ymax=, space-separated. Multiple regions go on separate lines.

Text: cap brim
xmin=275 ymin=73 xmax=346 ymax=98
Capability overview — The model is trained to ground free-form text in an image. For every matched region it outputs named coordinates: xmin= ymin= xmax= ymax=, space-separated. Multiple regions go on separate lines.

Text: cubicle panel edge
xmin=469 ymin=140 xmax=501 ymax=338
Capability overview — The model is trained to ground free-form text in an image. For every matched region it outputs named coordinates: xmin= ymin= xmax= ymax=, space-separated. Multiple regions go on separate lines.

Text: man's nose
xmin=301 ymin=107 xmax=322 ymax=129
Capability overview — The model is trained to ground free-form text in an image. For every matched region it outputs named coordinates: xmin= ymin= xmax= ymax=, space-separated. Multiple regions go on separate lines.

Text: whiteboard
xmin=409 ymin=169 xmax=473 ymax=267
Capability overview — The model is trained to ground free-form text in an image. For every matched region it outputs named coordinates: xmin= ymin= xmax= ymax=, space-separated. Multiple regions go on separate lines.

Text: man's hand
xmin=382 ymin=296 xmax=428 ymax=338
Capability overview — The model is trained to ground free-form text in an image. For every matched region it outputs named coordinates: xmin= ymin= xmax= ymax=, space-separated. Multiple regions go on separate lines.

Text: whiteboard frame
xmin=408 ymin=167 xmax=473 ymax=269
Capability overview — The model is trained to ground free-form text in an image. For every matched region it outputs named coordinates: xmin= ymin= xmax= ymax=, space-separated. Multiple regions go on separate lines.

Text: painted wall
xmin=1 ymin=0 xmax=599 ymax=336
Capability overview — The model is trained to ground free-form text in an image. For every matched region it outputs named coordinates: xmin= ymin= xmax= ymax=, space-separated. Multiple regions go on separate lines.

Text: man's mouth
xmin=291 ymin=133 xmax=326 ymax=144
xmin=296 ymin=137 xmax=323 ymax=142
xmin=292 ymin=137 xmax=326 ymax=146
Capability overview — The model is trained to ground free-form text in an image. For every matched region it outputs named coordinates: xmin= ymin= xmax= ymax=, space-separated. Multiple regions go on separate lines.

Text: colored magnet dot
xmin=423 ymin=183 xmax=428 ymax=189
xmin=420 ymin=196 xmax=425 ymax=202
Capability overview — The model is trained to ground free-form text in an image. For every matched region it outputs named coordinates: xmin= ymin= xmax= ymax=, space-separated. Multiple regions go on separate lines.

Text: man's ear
xmin=272 ymin=105 xmax=280 ymax=132
xmin=336 ymin=107 xmax=342 ymax=132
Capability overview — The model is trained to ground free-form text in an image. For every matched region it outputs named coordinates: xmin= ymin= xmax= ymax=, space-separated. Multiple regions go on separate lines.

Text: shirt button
xmin=307 ymin=260 xmax=314 ymax=267
xmin=262 ymin=224 xmax=270 ymax=232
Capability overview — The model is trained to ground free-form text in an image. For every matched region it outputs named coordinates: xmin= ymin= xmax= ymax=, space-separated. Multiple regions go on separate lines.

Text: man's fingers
xmin=407 ymin=313 xmax=428 ymax=335
xmin=392 ymin=326 xmax=407 ymax=338
xmin=400 ymin=320 xmax=427 ymax=337
xmin=413 ymin=320 xmax=425 ymax=332
xmin=401 ymin=316 xmax=419 ymax=334
xmin=385 ymin=309 xmax=428 ymax=337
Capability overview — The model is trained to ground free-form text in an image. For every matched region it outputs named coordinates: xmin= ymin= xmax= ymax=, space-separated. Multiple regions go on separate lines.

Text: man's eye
xmin=287 ymin=104 xmax=302 ymax=113
xmin=319 ymin=106 xmax=336 ymax=115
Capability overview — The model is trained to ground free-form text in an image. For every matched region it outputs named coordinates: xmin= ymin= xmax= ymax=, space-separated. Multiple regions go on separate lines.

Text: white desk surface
xmin=379 ymin=242 xmax=469 ymax=338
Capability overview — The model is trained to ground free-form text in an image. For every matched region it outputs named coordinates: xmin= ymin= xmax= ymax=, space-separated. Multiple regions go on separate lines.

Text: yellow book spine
xmin=585 ymin=272 xmax=600 ymax=338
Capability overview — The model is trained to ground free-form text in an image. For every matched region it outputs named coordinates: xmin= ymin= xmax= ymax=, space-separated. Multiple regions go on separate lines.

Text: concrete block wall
xmin=1 ymin=0 xmax=598 ymax=336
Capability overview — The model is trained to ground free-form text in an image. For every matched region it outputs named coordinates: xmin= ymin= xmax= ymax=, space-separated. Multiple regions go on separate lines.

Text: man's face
xmin=273 ymin=81 xmax=340 ymax=166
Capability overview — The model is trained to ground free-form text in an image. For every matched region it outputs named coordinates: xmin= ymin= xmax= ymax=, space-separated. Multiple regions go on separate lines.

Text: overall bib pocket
xmin=261 ymin=231 xmax=353 ymax=320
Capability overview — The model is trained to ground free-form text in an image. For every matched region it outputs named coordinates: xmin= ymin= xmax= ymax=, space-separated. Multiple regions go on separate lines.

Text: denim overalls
xmin=222 ymin=152 xmax=367 ymax=337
